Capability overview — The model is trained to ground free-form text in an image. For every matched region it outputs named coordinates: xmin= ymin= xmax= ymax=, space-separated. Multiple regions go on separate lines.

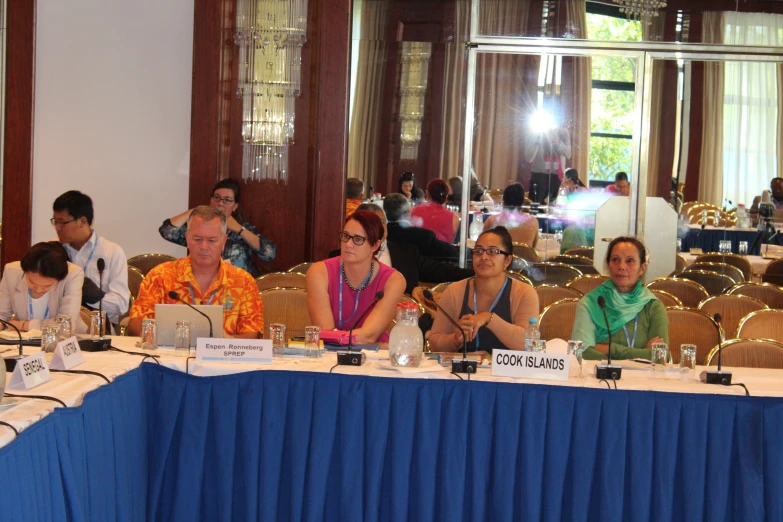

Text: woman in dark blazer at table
xmin=0 ymin=242 xmax=84 ymax=333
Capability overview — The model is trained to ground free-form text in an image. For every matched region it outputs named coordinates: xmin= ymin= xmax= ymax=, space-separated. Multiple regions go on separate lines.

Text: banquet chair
xmin=287 ymin=262 xmax=313 ymax=275
xmin=487 ymin=188 xmax=504 ymax=202
xmin=666 ymin=307 xmax=724 ymax=364
xmin=737 ymin=309 xmax=783 ymax=343
xmin=539 ymin=298 xmax=580 ymax=342
xmin=728 ymin=282 xmax=783 ymax=309
xmin=645 ymin=277 xmax=709 ymax=308
xmin=698 ymin=294 xmax=768 ymax=339
xmin=429 ymin=282 xmax=452 ymax=298
xmin=512 ymin=242 xmax=540 ymax=264
xmin=127 ymin=253 xmax=176 ymax=276
xmin=80 ymin=307 xmax=93 ymax=333
xmin=522 ymin=263 xmax=582 ymax=287
xmin=127 ymin=266 xmax=144 ymax=300
xmin=696 ymin=253 xmax=753 ymax=282
xmin=535 ymin=285 xmax=582 ymax=314
xmin=386 ymin=294 xmax=425 ymax=335
xmin=675 ymin=270 xmax=734 ymax=296
xmin=765 ymin=259 xmax=783 ymax=275
xmin=563 ymin=247 xmax=594 ymax=260
xmin=761 ymin=273 xmax=783 ymax=286
xmin=670 ymin=254 xmax=688 ymax=276
xmin=255 ymin=272 xmax=306 ymax=292
xmin=259 ymin=287 xmax=311 ymax=339
xmin=411 ymin=287 xmax=437 ymax=317
xmin=565 ymin=274 xmax=609 ymax=295
xmin=548 ymin=255 xmax=599 ymax=275
xmin=684 ymin=262 xmax=744 ymax=285
xmin=650 ymin=289 xmax=682 ymax=308
xmin=506 ymin=272 xmax=534 ymax=286
xmin=705 ymin=338 xmax=783 ymax=369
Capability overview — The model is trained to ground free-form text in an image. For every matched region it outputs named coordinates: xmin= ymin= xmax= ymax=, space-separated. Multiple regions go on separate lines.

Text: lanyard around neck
xmin=338 ymin=261 xmax=373 ymax=329
xmin=472 ymin=277 xmax=508 ymax=349
xmin=28 ymin=293 xmax=50 ymax=321
xmin=622 ymin=315 xmax=639 ymax=348
xmin=71 ymin=234 xmax=99 ymax=271
xmin=188 ymin=283 xmax=217 ymax=306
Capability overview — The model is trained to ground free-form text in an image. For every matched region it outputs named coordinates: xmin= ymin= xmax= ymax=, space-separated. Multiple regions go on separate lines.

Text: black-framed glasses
xmin=211 ymin=194 xmax=235 ymax=205
xmin=472 ymin=247 xmax=510 ymax=257
xmin=50 ymin=217 xmax=76 ymax=227
xmin=338 ymin=232 xmax=367 ymax=246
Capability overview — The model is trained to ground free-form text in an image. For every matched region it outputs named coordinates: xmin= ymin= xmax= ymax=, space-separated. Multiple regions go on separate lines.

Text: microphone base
xmin=701 ymin=370 xmax=733 ymax=385
xmin=78 ymin=338 xmax=111 ymax=352
xmin=451 ymin=359 xmax=478 ymax=375
xmin=337 ymin=351 xmax=366 ymax=366
xmin=595 ymin=364 xmax=623 ymax=381
xmin=4 ymin=354 xmax=24 ymax=372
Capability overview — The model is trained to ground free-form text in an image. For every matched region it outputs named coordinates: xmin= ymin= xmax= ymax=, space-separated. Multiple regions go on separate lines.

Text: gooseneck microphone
xmin=0 ymin=318 xmax=24 ymax=371
xmin=168 ymin=291 xmax=214 ymax=338
xmin=79 ymin=257 xmax=112 ymax=352
xmin=97 ymin=258 xmax=106 ymax=338
xmin=701 ymin=313 xmax=732 ymax=385
xmin=594 ymin=296 xmax=622 ymax=381
xmin=337 ymin=291 xmax=384 ymax=367
xmin=423 ymin=289 xmax=477 ymax=375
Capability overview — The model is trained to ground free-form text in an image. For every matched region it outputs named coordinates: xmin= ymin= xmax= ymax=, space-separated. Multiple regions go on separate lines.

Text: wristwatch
xmin=238 ymin=226 xmax=246 ymax=234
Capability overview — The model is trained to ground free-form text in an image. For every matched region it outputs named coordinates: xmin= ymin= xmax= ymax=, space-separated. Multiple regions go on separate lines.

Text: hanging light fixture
xmin=235 ymin=0 xmax=308 ymax=182
xmin=399 ymin=42 xmax=432 ymax=162
xmin=612 ymin=0 xmax=666 ymax=26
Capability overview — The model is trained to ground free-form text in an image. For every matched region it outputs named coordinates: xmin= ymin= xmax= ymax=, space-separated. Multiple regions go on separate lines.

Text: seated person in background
xmin=411 ymin=179 xmax=460 ymax=243
xmin=307 ymin=210 xmax=405 ymax=344
xmin=571 ymin=236 xmax=668 ymax=360
xmin=447 ymin=176 xmax=463 ymax=209
xmin=428 ymin=227 xmax=539 ymax=353
xmin=0 ymin=242 xmax=84 ymax=333
xmin=483 ymin=183 xmax=539 ymax=248
xmin=469 ymin=169 xmax=494 ymax=204
xmin=159 ymin=178 xmax=276 ymax=277
xmin=559 ymin=215 xmax=595 ymax=255
xmin=52 ymin=190 xmax=129 ymax=327
xmin=605 ymin=171 xmax=630 ymax=196
xmin=330 ymin=203 xmax=474 ymax=294
xmin=384 ymin=194 xmax=461 ymax=261
xmin=399 ymin=171 xmax=425 ymax=203
xmin=130 ymin=206 xmax=264 ymax=338
xmin=560 ymin=168 xmax=587 ymax=196
xmin=345 ymin=177 xmax=365 ymax=217
xmin=750 ymin=177 xmax=783 ymax=218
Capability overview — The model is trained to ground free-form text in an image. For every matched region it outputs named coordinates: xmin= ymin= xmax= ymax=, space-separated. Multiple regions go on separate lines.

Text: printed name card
xmin=50 ymin=336 xmax=84 ymax=370
xmin=8 ymin=352 xmax=51 ymax=390
xmin=196 ymin=338 xmax=273 ymax=364
xmin=491 ymin=349 xmax=569 ymax=382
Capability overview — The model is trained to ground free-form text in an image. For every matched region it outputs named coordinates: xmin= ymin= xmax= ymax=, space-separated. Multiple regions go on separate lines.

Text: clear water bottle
xmin=524 ymin=317 xmax=540 ymax=351
xmin=389 ymin=303 xmax=424 ymax=367
xmin=556 ymin=187 xmax=568 ymax=207
xmin=469 ymin=212 xmax=484 ymax=241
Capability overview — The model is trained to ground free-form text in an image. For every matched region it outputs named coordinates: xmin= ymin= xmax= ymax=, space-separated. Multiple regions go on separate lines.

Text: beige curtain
xmin=563 ymin=0 xmax=590 ymax=183
xmin=778 ymin=64 xmax=783 ymax=172
xmin=347 ymin=1 xmax=389 ymax=190
xmin=698 ymin=12 xmax=725 ymax=205
xmin=644 ymin=16 xmax=666 ymax=197
xmin=439 ymin=0 xmax=470 ymax=180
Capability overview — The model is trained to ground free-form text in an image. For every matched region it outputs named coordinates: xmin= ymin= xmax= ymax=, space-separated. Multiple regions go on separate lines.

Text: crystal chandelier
xmin=612 ymin=0 xmax=666 ymax=25
xmin=235 ymin=0 xmax=308 ymax=182
xmin=399 ymin=42 xmax=432 ymax=162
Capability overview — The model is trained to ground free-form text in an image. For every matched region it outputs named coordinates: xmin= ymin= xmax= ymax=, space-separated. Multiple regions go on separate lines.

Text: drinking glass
xmin=651 ymin=342 xmax=669 ymax=379
xmin=174 ymin=320 xmax=191 ymax=352
xmin=723 ymin=240 xmax=733 ymax=253
xmin=701 ymin=209 xmax=709 ymax=225
xmin=567 ymin=340 xmax=583 ymax=378
xmin=676 ymin=238 xmax=682 ymax=253
xmin=141 ymin=319 xmax=158 ymax=351
xmin=41 ymin=324 xmax=59 ymax=353
xmin=304 ymin=326 xmax=321 ymax=358
xmin=55 ymin=314 xmax=72 ymax=341
xmin=739 ymin=241 xmax=749 ymax=256
xmin=679 ymin=344 xmax=697 ymax=382
xmin=532 ymin=339 xmax=547 ymax=353
xmin=89 ymin=311 xmax=107 ymax=338
xmin=270 ymin=323 xmax=287 ymax=357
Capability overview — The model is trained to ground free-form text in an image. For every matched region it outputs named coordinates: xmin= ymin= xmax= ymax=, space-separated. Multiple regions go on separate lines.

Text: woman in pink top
xmin=306 ymin=211 xmax=405 ymax=343
xmin=410 ymin=179 xmax=460 ymax=243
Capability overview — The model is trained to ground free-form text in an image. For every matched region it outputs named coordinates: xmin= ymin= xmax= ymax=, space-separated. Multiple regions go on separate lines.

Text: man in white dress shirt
xmin=52 ymin=191 xmax=130 ymax=326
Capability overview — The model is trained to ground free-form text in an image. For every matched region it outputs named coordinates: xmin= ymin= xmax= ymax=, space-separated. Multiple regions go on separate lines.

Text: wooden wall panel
xmin=2 ymin=0 xmax=36 ymax=267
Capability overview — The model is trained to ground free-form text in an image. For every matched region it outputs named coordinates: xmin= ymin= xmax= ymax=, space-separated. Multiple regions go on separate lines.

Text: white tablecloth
xmin=680 ymin=252 xmax=770 ymax=276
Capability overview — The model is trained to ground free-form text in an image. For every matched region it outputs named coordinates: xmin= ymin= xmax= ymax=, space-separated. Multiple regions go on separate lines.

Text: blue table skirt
xmin=3 ymin=363 xmax=783 ymax=521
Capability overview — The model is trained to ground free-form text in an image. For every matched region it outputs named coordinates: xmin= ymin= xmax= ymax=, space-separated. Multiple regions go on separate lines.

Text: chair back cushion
xmin=666 ymin=308 xmax=723 ymax=364
xmin=706 ymin=338 xmax=783 ymax=369
xmin=539 ymin=298 xmax=580 ymax=342
xmin=698 ymin=294 xmax=767 ymax=339
xmin=646 ymin=278 xmax=708 ymax=308
xmin=737 ymin=309 xmax=783 ymax=343
xmin=259 ymin=288 xmax=310 ymax=339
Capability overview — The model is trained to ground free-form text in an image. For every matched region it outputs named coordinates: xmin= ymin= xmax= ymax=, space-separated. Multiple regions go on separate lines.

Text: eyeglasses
xmin=50 ymin=218 xmax=76 ymax=227
xmin=472 ymin=247 xmax=510 ymax=257
xmin=211 ymin=194 xmax=235 ymax=205
xmin=338 ymin=232 xmax=368 ymax=246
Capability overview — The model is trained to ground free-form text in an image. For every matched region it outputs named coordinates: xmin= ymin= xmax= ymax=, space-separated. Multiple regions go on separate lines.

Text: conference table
xmin=679 ymin=224 xmax=783 ymax=255
xmin=1 ymin=337 xmax=782 ymax=521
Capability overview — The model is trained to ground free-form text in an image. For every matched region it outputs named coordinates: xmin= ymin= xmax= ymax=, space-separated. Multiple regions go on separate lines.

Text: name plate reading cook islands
xmin=491 ymin=349 xmax=569 ymax=382
xmin=196 ymin=338 xmax=273 ymax=364
xmin=8 ymin=352 xmax=51 ymax=390
xmin=50 ymin=336 xmax=84 ymax=370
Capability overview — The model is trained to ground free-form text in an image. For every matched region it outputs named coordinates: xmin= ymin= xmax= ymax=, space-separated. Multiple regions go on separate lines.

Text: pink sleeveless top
xmin=411 ymin=202 xmax=455 ymax=243
xmin=325 ymin=256 xmax=394 ymax=342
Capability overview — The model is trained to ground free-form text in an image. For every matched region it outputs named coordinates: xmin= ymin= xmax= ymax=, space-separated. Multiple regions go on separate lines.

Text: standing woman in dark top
xmin=159 ymin=178 xmax=276 ymax=277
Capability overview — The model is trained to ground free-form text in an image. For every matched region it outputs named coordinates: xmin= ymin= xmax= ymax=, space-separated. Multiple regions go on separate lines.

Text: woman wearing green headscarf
xmin=571 ymin=236 xmax=668 ymax=360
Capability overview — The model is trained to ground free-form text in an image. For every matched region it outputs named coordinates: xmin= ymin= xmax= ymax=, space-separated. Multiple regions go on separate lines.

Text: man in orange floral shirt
xmin=127 ymin=206 xmax=264 ymax=338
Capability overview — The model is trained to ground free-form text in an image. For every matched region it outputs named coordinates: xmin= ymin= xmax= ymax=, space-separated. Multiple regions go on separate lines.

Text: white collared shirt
xmin=377 ymin=239 xmax=392 ymax=268
xmin=63 ymin=231 xmax=130 ymax=323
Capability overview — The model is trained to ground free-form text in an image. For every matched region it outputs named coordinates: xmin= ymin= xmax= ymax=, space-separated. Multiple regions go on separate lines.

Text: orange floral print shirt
xmin=130 ymin=257 xmax=264 ymax=335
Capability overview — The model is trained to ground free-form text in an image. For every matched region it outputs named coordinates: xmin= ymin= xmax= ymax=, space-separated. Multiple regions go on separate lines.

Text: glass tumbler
xmin=174 ymin=320 xmax=191 ymax=352
xmin=651 ymin=342 xmax=669 ymax=379
xmin=532 ymin=339 xmax=547 ymax=353
xmin=304 ymin=326 xmax=321 ymax=358
xmin=739 ymin=241 xmax=749 ymax=256
xmin=55 ymin=314 xmax=72 ymax=341
xmin=270 ymin=323 xmax=287 ymax=357
xmin=679 ymin=344 xmax=697 ymax=381
xmin=89 ymin=310 xmax=107 ymax=338
xmin=567 ymin=340 xmax=584 ymax=378
xmin=41 ymin=324 xmax=59 ymax=353
xmin=141 ymin=319 xmax=158 ymax=351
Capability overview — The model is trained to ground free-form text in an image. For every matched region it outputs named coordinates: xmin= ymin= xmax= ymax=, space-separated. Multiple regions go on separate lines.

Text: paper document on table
xmin=0 ymin=329 xmax=42 ymax=341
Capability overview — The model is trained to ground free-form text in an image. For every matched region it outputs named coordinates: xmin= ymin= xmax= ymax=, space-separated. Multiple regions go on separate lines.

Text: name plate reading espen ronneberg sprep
xmin=196 ymin=338 xmax=273 ymax=364
xmin=491 ymin=348 xmax=569 ymax=382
